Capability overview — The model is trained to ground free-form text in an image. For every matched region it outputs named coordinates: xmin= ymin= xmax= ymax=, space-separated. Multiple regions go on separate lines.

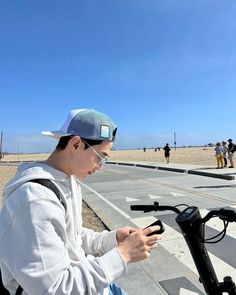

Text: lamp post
xmin=174 ymin=132 xmax=176 ymax=150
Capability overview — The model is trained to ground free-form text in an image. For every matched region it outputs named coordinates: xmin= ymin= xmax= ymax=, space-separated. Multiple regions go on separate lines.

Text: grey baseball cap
xmin=42 ymin=109 xmax=117 ymax=141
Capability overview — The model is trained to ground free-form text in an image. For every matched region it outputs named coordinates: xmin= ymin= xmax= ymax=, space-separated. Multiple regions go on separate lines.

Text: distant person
xmin=143 ymin=147 xmax=146 ymax=152
xmin=214 ymin=142 xmax=224 ymax=169
xmin=227 ymin=139 xmax=235 ymax=168
xmin=163 ymin=143 xmax=171 ymax=163
xmin=222 ymin=140 xmax=228 ymax=167
xmin=0 ymin=108 xmax=161 ymax=295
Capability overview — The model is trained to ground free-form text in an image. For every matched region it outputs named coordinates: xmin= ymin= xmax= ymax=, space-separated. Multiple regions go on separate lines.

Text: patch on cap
xmin=100 ymin=125 xmax=110 ymax=139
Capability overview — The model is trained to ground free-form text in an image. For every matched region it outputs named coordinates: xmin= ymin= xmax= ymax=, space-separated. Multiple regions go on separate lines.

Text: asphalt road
xmin=81 ymin=164 xmax=236 ymax=295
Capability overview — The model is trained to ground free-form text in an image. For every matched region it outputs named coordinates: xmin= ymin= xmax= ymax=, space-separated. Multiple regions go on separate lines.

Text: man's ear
xmin=70 ymin=136 xmax=81 ymax=150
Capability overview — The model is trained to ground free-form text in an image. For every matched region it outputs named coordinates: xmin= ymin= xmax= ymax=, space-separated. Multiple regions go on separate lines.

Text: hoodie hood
xmin=3 ymin=162 xmax=70 ymax=200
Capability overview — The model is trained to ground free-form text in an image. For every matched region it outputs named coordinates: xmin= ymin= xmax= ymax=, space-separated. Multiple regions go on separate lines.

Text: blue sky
xmin=0 ymin=0 xmax=236 ymax=153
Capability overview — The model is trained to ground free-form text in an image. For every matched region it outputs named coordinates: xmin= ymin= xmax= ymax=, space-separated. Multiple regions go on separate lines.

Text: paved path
xmin=1 ymin=160 xmax=235 ymax=294
xmin=82 ymin=162 xmax=236 ymax=295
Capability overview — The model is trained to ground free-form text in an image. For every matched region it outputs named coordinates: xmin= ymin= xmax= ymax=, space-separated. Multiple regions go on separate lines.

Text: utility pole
xmin=0 ymin=132 xmax=3 ymax=160
xmin=174 ymin=131 xmax=176 ymax=150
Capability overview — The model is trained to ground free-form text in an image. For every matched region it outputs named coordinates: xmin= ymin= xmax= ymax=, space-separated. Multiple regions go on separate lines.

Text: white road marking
xmin=125 ymin=197 xmax=139 ymax=202
xmin=171 ymin=192 xmax=185 ymax=197
xmin=79 ymin=181 xmax=131 ymax=219
xmin=179 ymin=288 xmax=199 ymax=295
xmin=148 ymin=194 xmax=163 ymax=199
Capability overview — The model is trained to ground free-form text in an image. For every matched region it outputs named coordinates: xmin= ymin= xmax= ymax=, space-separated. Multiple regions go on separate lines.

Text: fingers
xmin=118 ymin=225 xmax=163 ymax=263
xmin=142 ymin=225 xmax=162 ymax=237
xmin=143 ymin=226 xmax=162 ymax=253
xmin=147 ymin=233 xmax=162 ymax=242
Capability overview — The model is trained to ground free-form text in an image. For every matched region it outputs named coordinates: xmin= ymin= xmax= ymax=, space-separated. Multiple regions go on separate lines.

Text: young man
xmin=0 ymin=109 xmax=161 ymax=295
xmin=163 ymin=143 xmax=171 ymax=164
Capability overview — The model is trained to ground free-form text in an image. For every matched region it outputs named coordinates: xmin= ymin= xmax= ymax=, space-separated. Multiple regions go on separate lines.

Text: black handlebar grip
xmin=130 ymin=205 xmax=152 ymax=211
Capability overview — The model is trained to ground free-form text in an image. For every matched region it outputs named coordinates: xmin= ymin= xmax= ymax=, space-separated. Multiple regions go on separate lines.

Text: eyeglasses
xmin=82 ymin=140 xmax=108 ymax=166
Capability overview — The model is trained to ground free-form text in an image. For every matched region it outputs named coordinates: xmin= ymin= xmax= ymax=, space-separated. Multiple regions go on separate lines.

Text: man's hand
xmin=117 ymin=226 xmax=162 ymax=263
xmin=116 ymin=226 xmax=138 ymax=244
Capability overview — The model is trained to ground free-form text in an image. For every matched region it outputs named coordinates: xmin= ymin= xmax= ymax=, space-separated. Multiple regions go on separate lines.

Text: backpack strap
xmin=29 ymin=179 xmax=63 ymax=205
xmin=15 ymin=286 xmax=23 ymax=295
xmin=0 ymin=270 xmax=23 ymax=295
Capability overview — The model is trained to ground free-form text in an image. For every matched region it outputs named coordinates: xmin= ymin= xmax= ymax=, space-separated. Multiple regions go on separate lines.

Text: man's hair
xmin=55 ymin=135 xmax=103 ymax=151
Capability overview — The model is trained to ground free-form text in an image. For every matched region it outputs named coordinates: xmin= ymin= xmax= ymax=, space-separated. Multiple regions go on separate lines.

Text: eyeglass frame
xmin=81 ymin=139 xmax=108 ymax=166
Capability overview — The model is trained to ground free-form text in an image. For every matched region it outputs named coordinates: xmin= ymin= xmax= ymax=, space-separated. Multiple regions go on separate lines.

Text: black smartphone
xmin=145 ymin=219 xmax=165 ymax=236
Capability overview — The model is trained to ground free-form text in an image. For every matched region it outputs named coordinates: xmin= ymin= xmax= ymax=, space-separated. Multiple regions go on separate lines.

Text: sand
xmin=109 ymin=147 xmax=216 ymax=166
xmin=2 ymin=146 xmax=217 ymax=166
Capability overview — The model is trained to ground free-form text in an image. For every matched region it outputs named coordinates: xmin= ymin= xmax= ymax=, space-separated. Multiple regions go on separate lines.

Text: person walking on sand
xmin=222 ymin=140 xmax=228 ymax=167
xmin=227 ymin=139 xmax=235 ymax=168
xmin=214 ymin=142 xmax=224 ymax=169
xmin=0 ymin=108 xmax=162 ymax=295
xmin=163 ymin=143 xmax=171 ymax=163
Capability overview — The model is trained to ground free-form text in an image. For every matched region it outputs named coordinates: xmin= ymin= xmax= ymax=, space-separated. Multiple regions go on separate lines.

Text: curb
xmin=107 ymin=162 xmax=235 ymax=180
xmin=158 ymin=166 xmax=187 ymax=173
xmin=117 ymin=162 xmax=135 ymax=167
xmin=136 ymin=164 xmax=157 ymax=169
xmin=188 ymin=170 xmax=235 ymax=180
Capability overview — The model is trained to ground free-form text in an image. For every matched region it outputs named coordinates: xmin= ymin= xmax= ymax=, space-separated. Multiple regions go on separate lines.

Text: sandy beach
xmin=1 ymin=146 xmax=217 ymax=166
xmin=110 ymin=147 xmax=216 ymax=166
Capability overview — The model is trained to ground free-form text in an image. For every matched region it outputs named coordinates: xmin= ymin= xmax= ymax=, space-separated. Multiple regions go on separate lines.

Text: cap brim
xmin=41 ymin=130 xmax=71 ymax=139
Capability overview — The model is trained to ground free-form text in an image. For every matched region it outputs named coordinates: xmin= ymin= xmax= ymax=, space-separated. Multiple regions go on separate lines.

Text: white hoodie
xmin=0 ymin=162 xmax=126 ymax=295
